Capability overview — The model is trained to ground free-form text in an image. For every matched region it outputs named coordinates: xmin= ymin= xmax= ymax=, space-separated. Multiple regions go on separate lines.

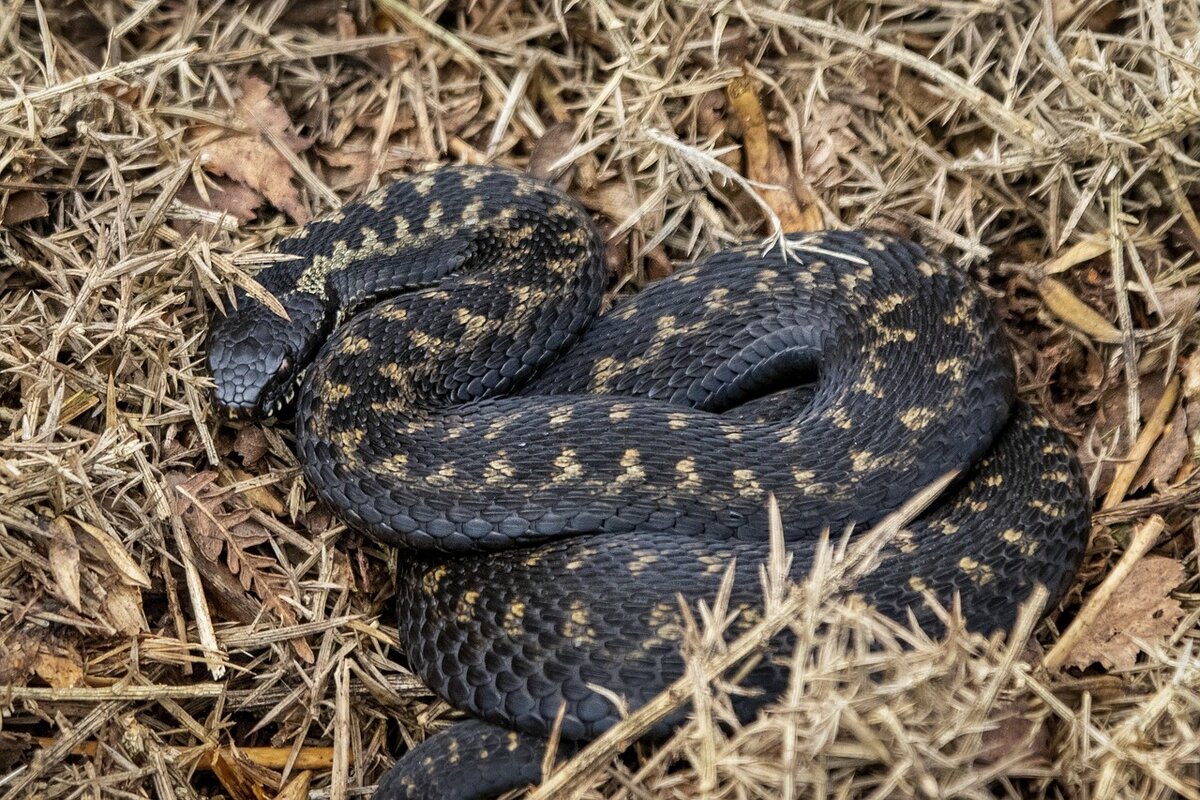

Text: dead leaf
xmin=527 ymin=121 xmax=578 ymax=185
xmin=800 ymin=101 xmax=859 ymax=188
xmin=1131 ymin=402 xmax=1189 ymax=491
xmin=726 ymin=75 xmax=821 ymax=232
xmin=320 ymin=143 xmax=408 ymax=191
xmin=1065 ymin=555 xmax=1187 ymax=670
xmin=73 ymin=517 xmax=152 ymax=588
xmin=977 ymin=703 xmax=1049 ymax=768
xmin=176 ymin=178 xmax=264 ymax=225
xmin=234 ymin=426 xmax=270 ymax=466
xmin=194 ymin=77 xmax=314 ymax=223
xmin=33 ymin=642 xmax=85 ymax=689
xmin=3 ymin=191 xmax=49 ymax=226
xmin=0 ymin=629 xmax=41 ymax=684
xmin=49 ymin=516 xmax=82 ymax=611
xmin=102 ymin=583 xmax=148 ymax=636
xmin=1037 ymin=277 xmax=1123 ymax=343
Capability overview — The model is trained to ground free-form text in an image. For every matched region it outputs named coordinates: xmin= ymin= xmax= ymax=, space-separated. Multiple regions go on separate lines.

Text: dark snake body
xmin=207 ymin=165 xmax=1090 ymax=799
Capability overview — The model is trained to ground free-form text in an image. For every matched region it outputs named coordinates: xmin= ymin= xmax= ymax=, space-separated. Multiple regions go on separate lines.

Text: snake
xmin=206 ymin=164 xmax=1090 ymax=799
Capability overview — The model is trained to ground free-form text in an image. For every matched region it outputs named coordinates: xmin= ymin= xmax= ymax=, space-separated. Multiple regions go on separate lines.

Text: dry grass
xmin=1 ymin=1 xmax=1199 ymax=798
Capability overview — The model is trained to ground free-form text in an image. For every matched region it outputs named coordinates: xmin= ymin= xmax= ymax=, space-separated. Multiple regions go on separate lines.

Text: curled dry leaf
xmin=233 ymin=425 xmax=269 ymax=466
xmin=527 ymin=121 xmax=579 ymax=186
xmin=1065 ymin=555 xmax=1187 ymax=671
xmin=1037 ymin=277 xmax=1123 ymax=343
xmin=2 ymin=190 xmax=49 ymax=226
xmin=102 ymin=583 xmax=148 ymax=636
xmin=726 ymin=75 xmax=822 ymax=233
xmin=49 ymin=516 xmax=82 ymax=612
xmin=1131 ymin=402 xmax=1189 ymax=492
xmin=32 ymin=643 xmax=85 ymax=689
xmin=72 ymin=517 xmax=152 ymax=588
xmin=176 ymin=178 xmax=263 ymax=225
xmin=194 ymin=76 xmax=314 ymax=223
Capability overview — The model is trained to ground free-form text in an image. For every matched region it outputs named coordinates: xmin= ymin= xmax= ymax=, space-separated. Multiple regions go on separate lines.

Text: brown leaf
xmin=0 ymin=629 xmax=41 ymax=684
xmin=1132 ymin=402 xmax=1189 ymax=491
xmin=1037 ymin=277 xmax=1123 ymax=343
xmin=527 ymin=121 xmax=578 ymax=185
xmin=726 ymin=76 xmax=822 ymax=232
xmin=1065 ymin=555 xmax=1187 ymax=670
xmin=195 ymin=77 xmax=314 ymax=223
xmin=32 ymin=642 xmax=85 ymax=689
xmin=977 ymin=703 xmax=1049 ymax=768
xmin=102 ymin=583 xmax=147 ymax=636
xmin=233 ymin=426 xmax=270 ymax=465
xmin=320 ymin=142 xmax=409 ymax=191
xmin=2 ymin=191 xmax=49 ymax=226
xmin=176 ymin=178 xmax=264 ymax=224
xmin=73 ymin=518 xmax=152 ymax=588
xmin=49 ymin=516 xmax=82 ymax=611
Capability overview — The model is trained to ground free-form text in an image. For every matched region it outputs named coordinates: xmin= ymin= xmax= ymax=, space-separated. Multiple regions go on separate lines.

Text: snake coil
xmin=208 ymin=165 xmax=1090 ymax=800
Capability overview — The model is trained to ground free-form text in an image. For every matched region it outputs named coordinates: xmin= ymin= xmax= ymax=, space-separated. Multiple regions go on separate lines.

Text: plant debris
xmin=1 ymin=1 xmax=1199 ymax=798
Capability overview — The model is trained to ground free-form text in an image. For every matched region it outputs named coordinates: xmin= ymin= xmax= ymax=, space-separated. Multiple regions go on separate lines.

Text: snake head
xmin=208 ymin=290 xmax=330 ymax=419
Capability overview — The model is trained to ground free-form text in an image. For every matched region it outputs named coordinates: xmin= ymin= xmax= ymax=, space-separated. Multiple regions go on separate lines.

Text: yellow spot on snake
xmin=553 ymin=448 xmax=584 ymax=483
xmin=412 ymin=172 xmax=437 ymax=196
xmin=454 ymin=307 xmax=494 ymax=336
xmin=667 ymin=413 xmax=689 ymax=431
xmin=875 ymin=293 xmax=908 ymax=313
xmin=943 ymin=295 xmax=974 ymax=327
xmin=338 ymin=336 xmax=371 ymax=354
xmin=615 ymin=449 xmax=645 ymax=485
xmin=754 ymin=268 xmax=779 ymax=292
xmin=484 ymin=452 xmax=515 ymax=485
xmin=899 ymin=406 xmax=935 ymax=431
xmin=460 ymin=198 xmax=484 ymax=225
xmin=548 ymin=407 xmax=573 ymax=427
xmin=322 ymin=381 xmax=352 ymax=402
xmin=503 ymin=601 xmax=525 ymax=636
xmin=732 ymin=468 xmax=763 ymax=497
xmin=936 ymin=518 xmax=959 ymax=535
xmin=959 ymin=556 xmax=994 ymax=585
xmin=592 ymin=356 xmax=621 ymax=388
xmin=704 ymin=287 xmax=729 ymax=309
xmin=425 ymin=463 xmax=457 ymax=487
xmin=379 ymin=452 xmax=408 ymax=477
xmin=909 ymin=576 xmax=928 ymax=592
xmin=609 ymin=403 xmax=634 ymax=422
xmin=792 ymin=468 xmax=815 ymax=487
xmin=1029 ymin=499 xmax=1065 ymax=517
xmin=935 ymin=357 xmax=966 ymax=380
xmin=563 ymin=599 xmax=596 ymax=645
xmin=675 ymin=458 xmax=700 ymax=490
xmin=421 ymin=564 xmax=448 ymax=595
xmin=850 ymin=450 xmax=875 ymax=472
xmin=456 ymin=589 xmax=480 ymax=622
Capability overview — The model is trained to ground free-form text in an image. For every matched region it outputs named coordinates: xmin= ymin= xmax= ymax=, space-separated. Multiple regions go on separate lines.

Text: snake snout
xmin=208 ymin=329 xmax=293 ymax=419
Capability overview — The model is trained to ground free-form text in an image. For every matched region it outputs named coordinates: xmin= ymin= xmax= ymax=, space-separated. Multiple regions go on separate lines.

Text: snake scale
xmin=207 ymin=164 xmax=1090 ymax=799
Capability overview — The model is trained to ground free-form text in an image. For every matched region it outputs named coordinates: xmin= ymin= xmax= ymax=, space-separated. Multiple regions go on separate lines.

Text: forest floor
xmin=1 ymin=1 xmax=1199 ymax=798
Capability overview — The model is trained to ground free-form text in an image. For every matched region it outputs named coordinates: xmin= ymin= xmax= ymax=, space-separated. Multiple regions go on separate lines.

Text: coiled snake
xmin=207 ymin=165 xmax=1090 ymax=799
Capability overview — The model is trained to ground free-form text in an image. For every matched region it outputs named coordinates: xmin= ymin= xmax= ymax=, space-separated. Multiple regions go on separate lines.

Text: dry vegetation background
xmin=1 ymin=0 xmax=1200 ymax=797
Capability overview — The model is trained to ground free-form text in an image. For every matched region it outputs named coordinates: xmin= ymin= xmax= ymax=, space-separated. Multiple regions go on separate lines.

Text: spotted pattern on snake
xmin=207 ymin=165 xmax=1091 ymax=800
